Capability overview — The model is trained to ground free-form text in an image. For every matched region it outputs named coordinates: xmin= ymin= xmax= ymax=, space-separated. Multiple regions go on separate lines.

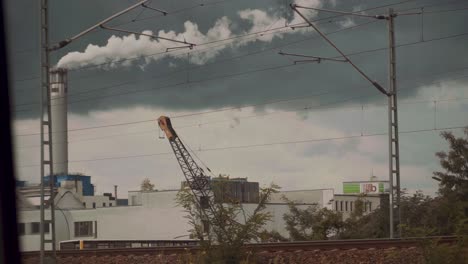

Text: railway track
xmin=247 ymin=236 xmax=457 ymax=251
xmin=21 ymin=236 xmax=456 ymax=257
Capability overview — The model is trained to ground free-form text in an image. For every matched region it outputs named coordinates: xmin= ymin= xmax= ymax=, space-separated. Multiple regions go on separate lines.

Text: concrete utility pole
xmin=387 ymin=9 xmax=401 ymax=239
xmin=285 ymin=5 xmax=420 ymax=238
xmin=39 ymin=1 xmax=56 ymax=263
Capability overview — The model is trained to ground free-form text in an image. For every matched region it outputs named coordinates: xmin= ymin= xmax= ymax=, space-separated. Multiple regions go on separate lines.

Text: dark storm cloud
xmin=7 ymin=0 xmax=468 ymax=119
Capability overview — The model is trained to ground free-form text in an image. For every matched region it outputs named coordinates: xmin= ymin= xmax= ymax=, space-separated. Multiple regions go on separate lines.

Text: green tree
xmin=399 ymin=191 xmax=439 ymax=237
xmin=283 ymin=199 xmax=344 ymax=240
xmin=140 ymin=178 xmax=155 ymax=191
xmin=338 ymin=195 xmax=389 ymax=239
xmin=176 ymin=180 xmax=280 ymax=263
xmin=432 ymin=128 xmax=468 ymax=235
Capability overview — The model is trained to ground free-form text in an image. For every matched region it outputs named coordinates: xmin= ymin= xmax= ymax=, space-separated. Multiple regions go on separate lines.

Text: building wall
xmin=128 ymin=191 xmax=142 ymax=206
xmin=332 ymin=194 xmax=383 ymax=219
xmin=212 ymin=180 xmax=260 ymax=203
xmin=270 ymin=189 xmax=334 ymax=209
xmin=18 ymin=209 xmax=72 ymax=252
xmin=18 ymin=189 xmax=324 ymax=251
xmin=45 ymin=175 xmax=94 ymax=196
xmin=82 ymin=195 xmax=115 ymax=209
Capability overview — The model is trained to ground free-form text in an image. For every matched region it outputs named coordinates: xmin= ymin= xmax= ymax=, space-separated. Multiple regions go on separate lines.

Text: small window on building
xmin=43 ymin=223 xmax=50 ymax=233
xmin=345 ymin=201 xmax=348 ymax=211
xmin=51 ymin=87 xmax=59 ymax=93
xmin=335 ymin=201 xmax=338 ymax=211
xmin=369 ymin=202 xmax=372 ymax=211
xmin=103 ymin=203 xmax=106 ymax=207
xmin=340 ymin=201 xmax=343 ymax=211
xmin=74 ymin=221 xmax=93 ymax=237
xmin=94 ymin=221 xmax=98 ymax=239
xmin=31 ymin=222 xmax=40 ymax=234
xmin=350 ymin=201 xmax=353 ymax=212
xmin=18 ymin=223 xmax=25 ymax=236
xmin=92 ymin=202 xmax=96 ymax=209
xmin=364 ymin=202 xmax=367 ymax=212
xmin=83 ymin=202 xmax=86 ymax=208
xmin=30 ymin=222 xmax=49 ymax=234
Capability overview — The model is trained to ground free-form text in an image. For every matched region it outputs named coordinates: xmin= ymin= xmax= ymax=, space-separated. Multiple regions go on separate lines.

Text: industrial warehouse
xmin=17 ymin=173 xmax=390 ymax=251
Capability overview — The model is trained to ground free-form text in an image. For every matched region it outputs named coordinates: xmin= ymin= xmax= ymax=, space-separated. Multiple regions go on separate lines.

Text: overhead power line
xmin=13 ymin=65 xmax=468 ymax=137
xmin=12 ymin=29 xmax=468 ymax=112
xmin=68 ymin=0 xmax=427 ymax=72
xmin=16 ymin=125 xmax=466 ymax=168
xmin=14 ymin=95 xmax=468 ymax=150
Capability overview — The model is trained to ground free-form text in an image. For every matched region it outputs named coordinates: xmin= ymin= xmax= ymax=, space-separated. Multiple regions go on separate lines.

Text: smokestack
xmin=49 ymin=68 xmax=68 ymax=176
xmin=114 ymin=185 xmax=118 ymax=200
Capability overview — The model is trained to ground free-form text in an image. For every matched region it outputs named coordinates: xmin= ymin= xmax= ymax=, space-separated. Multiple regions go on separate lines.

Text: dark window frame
xmin=31 ymin=222 xmax=40 ymax=234
xmin=74 ymin=221 xmax=93 ymax=237
xmin=17 ymin=223 xmax=25 ymax=236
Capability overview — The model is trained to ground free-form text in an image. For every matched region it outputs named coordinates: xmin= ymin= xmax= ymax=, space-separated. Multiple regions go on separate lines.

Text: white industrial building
xmin=332 ymin=177 xmax=389 ymax=219
xmin=18 ymin=175 xmax=395 ymax=251
xmin=333 ymin=194 xmax=385 ymax=219
xmin=17 ymin=185 xmax=334 ymax=252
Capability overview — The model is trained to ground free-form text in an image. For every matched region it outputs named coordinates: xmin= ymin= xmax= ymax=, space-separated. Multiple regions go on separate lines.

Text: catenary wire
xmin=13 ymin=68 xmax=468 ymax=148
xmin=16 ymin=125 xmax=466 ymax=168
xmin=13 ymin=61 xmax=468 ymax=137
xmin=12 ymin=28 xmax=468 ymax=112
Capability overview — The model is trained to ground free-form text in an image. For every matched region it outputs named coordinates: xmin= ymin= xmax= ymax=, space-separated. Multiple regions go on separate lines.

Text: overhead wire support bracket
xmin=279 ymin=51 xmax=348 ymax=63
xmin=289 ymin=24 xmax=311 ymax=30
xmin=141 ymin=3 xmax=168 ymax=16
xmin=48 ymin=0 xmax=150 ymax=51
xmin=294 ymin=4 xmax=388 ymax=20
xmin=99 ymin=24 xmax=196 ymax=48
xmin=166 ymin=45 xmax=194 ymax=52
xmin=290 ymin=4 xmax=390 ymax=96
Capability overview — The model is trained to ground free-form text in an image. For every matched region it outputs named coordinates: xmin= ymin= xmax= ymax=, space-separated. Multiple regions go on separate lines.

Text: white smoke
xmin=57 ymin=0 xmax=325 ymax=69
xmin=337 ymin=17 xmax=356 ymax=28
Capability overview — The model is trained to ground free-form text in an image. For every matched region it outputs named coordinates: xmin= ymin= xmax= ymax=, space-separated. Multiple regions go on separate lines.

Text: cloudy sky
xmin=7 ymin=0 xmax=468 ymax=197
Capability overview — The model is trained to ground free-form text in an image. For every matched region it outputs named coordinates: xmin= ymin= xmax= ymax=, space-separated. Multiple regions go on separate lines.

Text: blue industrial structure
xmin=44 ymin=174 xmax=94 ymax=196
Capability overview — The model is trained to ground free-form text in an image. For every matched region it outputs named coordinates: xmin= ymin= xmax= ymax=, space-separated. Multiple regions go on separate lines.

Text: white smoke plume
xmin=57 ymin=0 xmax=324 ymax=69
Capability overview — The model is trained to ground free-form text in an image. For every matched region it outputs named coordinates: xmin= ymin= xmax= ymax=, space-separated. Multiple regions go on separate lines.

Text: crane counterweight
xmin=157 ymin=116 xmax=178 ymax=141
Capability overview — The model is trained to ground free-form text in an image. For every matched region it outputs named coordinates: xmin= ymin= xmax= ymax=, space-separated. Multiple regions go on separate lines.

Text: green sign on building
xmin=343 ymin=182 xmax=387 ymax=194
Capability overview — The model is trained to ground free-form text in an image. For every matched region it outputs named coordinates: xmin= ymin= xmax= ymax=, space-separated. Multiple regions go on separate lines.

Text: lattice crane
xmin=157 ymin=116 xmax=212 ymax=229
